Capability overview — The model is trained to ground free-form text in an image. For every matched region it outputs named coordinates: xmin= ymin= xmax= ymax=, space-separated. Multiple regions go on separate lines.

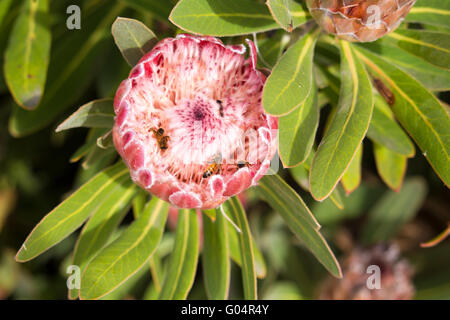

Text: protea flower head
xmin=306 ymin=0 xmax=416 ymax=42
xmin=113 ymin=34 xmax=278 ymax=209
xmin=320 ymin=244 xmax=415 ymax=300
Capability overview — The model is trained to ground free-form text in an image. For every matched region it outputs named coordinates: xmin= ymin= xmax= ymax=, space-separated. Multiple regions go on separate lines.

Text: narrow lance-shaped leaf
xmin=257 ymin=175 xmax=342 ymax=278
xmin=341 ymin=144 xmax=363 ymax=195
xmin=310 ymin=41 xmax=374 ymax=201
xmin=80 ymin=197 xmax=169 ymax=300
xmin=170 ymin=0 xmax=279 ymax=36
xmin=111 ymin=17 xmax=158 ymax=67
xmin=223 ymin=197 xmax=257 ymax=300
xmin=360 ymin=178 xmax=427 ymax=245
xmin=355 ymin=46 xmax=450 ymax=187
xmin=9 ymin=2 xmax=125 ymax=137
xmin=279 ymin=81 xmax=319 ymax=167
xmin=290 ymin=149 xmax=344 ymax=210
xmin=263 ymin=29 xmax=319 ymax=116
xmin=4 ymin=0 xmax=51 ymax=109
xmin=56 ymin=99 xmax=114 ymax=132
xmin=16 ymin=162 xmax=129 ymax=262
xmin=202 ymin=209 xmax=230 ymax=300
xmin=361 ymin=41 xmax=450 ymax=92
xmin=159 ymin=209 xmax=199 ymax=300
xmin=367 ymin=94 xmax=415 ymax=157
xmin=373 ymin=142 xmax=407 ymax=191
xmin=69 ymin=180 xmax=137 ymax=299
xmin=387 ymin=29 xmax=450 ymax=70
xmin=226 ymin=219 xmax=267 ymax=279
xmin=266 ymin=0 xmax=310 ymax=31
xmin=405 ymin=0 xmax=450 ymax=28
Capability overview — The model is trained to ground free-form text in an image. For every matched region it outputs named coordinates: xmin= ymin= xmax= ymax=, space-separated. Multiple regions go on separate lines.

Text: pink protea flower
xmin=306 ymin=0 xmax=416 ymax=42
xmin=113 ymin=34 xmax=278 ymax=209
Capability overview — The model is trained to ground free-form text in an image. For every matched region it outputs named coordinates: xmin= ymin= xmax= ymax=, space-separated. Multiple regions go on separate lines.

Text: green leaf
xmin=263 ymin=30 xmax=318 ymax=116
xmin=227 ymin=219 xmax=267 ymax=279
xmin=80 ymin=197 xmax=169 ymax=300
xmin=373 ymin=143 xmax=407 ymax=191
xmin=360 ymin=178 xmax=427 ymax=244
xmin=290 ymin=151 xmax=344 ymax=210
xmin=202 ymin=210 xmax=230 ymax=300
xmin=279 ymin=82 xmax=319 ymax=167
xmin=70 ymin=128 xmax=109 ymax=163
xmin=111 ymin=17 xmax=158 ymax=67
xmin=405 ymin=0 xmax=450 ymax=28
xmin=223 ymin=197 xmax=257 ymax=300
xmin=387 ymin=29 xmax=450 ymax=70
xmin=355 ymin=47 xmax=450 ymax=187
xmin=310 ymin=41 xmax=373 ymax=200
xmin=256 ymin=30 xmax=290 ymax=68
xmin=4 ymin=0 xmax=51 ymax=109
xmin=257 ymin=175 xmax=342 ymax=278
xmin=363 ymin=41 xmax=450 ymax=92
xmin=169 ymin=0 xmax=279 ymax=37
xmin=55 ymin=99 xmax=114 ymax=132
xmin=0 ymin=0 xmax=13 ymax=30
xmin=367 ymin=94 xmax=415 ymax=157
xmin=266 ymin=0 xmax=310 ymax=31
xmin=69 ymin=181 xmax=137 ymax=299
xmin=159 ymin=209 xmax=199 ymax=300
xmin=16 ymin=162 xmax=129 ymax=262
xmin=341 ymin=144 xmax=362 ymax=195
xmin=9 ymin=2 xmax=125 ymax=137
xmin=120 ymin=0 xmax=174 ymax=21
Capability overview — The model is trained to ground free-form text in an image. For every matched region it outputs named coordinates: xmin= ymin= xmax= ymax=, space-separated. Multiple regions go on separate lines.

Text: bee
xmin=373 ymin=77 xmax=395 ymax=106
xmin=203 ymin=153 xmax=222 ymax=179
xmin=150 ymin=127 xmax=170 ymax=151
xmin=236 ymin=160 xmax=250 ymax=169
xmin=217 ymin=100 xmax=224 ymax=117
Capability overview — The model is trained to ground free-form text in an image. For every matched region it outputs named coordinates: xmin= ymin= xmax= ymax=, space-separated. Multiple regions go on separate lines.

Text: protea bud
xmin=320 ymin=244 xmax=415 ymax=300
xmin=306 ymin=0 xmax=416 ymax=42
xmin=113 ymin=35 xmax=278 ymax=209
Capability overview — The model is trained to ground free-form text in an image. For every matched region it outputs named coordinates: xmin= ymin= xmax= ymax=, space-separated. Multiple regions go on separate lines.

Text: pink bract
xmin=113 ymin=34 xmax=278 ymax=209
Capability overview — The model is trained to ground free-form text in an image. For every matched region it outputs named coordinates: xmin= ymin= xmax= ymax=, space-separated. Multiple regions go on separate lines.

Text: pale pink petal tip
xmin=169 ymin=191 xmax=202 ymax=209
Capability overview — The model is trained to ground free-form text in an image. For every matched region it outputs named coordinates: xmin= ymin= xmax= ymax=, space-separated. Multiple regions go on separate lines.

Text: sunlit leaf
xmin=202 ymin=210 xmax=230 ymax=300
xmin=69 ymin=181 xmax=137 ymax=299
xmin=56 ymin=99 xmax=114 ymax=132
xmin=159 ymin=209 xmax=199 ymax=300
xmin=362 ymin=42 xmax=450 ymax=91
xmin=223 ymin=197 xmax=257 ymax=300
xmin=257 ymin=175 xmax=342 ymax=278
xmin=80 ymin=197 xmax=168 ymax=300
xmin=266 ymin=0 xmax=310 ymax=31
xmin=263 ymin=30 xmax=318 ymax=116
xmin=373 ymin=143 xmax=407 ymax=191
xmin=356 ymin=47 xmax=450 ymax=186
xmin=111 ymin=17 xmax=157 ymax=67
xmin=405 ymin=0 xmax=450 ymax=28
xmin=4 ymin=0 xmax=51 ymax=109
xmin=310 ymin=41 xmax=373 ymax=200
xmin=360 ymin=178 xmax=427 ymax=244
xmin=170 ymin=0 xmax=279 ymax=37
xmin=387 ymin=29 xmax=450 ymax=70
xmin=16 ymin=162 xmax=129 ymax=262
